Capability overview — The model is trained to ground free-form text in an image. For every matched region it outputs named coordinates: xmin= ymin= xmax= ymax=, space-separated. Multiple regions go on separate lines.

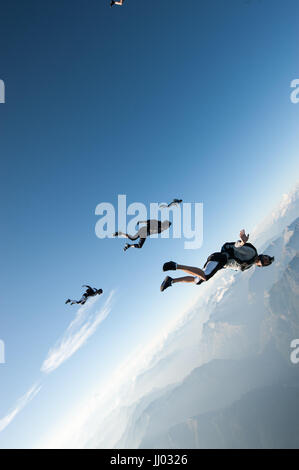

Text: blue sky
xmin=0 ymin=0 xmax=299 ymax=448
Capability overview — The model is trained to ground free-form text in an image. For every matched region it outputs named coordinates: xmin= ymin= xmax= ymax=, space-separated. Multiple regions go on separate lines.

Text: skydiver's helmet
xmin=96 ymin=289 xmax=103 ymax=295
xmin=257 ymin=254 xmax=275 ymax=267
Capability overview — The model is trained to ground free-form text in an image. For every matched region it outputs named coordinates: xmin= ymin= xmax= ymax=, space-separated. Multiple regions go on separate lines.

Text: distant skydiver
xmin=160 ymin=229 xmax=274 ymax=292
xmin=113 ymin=219 xmax=172 ymax=251
xmin=65 ymin=285 xmax=103 ymax=305
xmin=110 ymin=0 xmax=124 ymax=6
xmin=159 ymin=199 xmax=183 ymax=209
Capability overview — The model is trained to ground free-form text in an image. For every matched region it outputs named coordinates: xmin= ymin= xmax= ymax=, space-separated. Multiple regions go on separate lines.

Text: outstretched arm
xmin=82 ymin=285 xmax=92 ymax=290
xmin=235 ymin=229 xmax=249 ymax=247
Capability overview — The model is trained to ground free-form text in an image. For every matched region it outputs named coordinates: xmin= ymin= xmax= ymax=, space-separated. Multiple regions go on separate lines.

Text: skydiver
xmin=160 ymin=229 xmax=275 ymax=292
xmin=65 ymin=285 xmax=103 ymax=305
xmin=110 ymin=0 xmax=124 ymax=6
xmin=113 ymin=219 xmax=172 ymax=251
xmin=159 ymin=199 xmax=183 ymax=209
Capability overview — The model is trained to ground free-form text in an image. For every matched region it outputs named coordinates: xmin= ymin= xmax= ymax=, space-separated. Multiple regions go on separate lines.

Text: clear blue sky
xmin=0 ymin=0 xmax=299 ymax=448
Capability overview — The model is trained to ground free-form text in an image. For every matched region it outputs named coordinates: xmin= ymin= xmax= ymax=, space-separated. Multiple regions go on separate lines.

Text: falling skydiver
xmin=65 ymin=285 xmax=103 ymax=305
xmin=110 ymin=0 xmax=124 ymax=7
xmin=159 ymin=199 xmax=183 ymax=209
xmin=160 ymin=229 xmax=275 ymax=291
xmin=113 ymin=219 xmax=172 ymax=251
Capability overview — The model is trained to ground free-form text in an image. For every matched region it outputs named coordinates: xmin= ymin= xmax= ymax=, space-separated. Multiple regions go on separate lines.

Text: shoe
xmin=163 ymin=261 xmax=177 ymax=272
xmin=160 ymin=276 xmax=173 ymax=292
xmin=110 ymin=1 xmax=115 ymax=6
xmin=123 ymin=243 xmax=130 ymax=251
xmin=65 ymin=299 xmax=70 ymax=304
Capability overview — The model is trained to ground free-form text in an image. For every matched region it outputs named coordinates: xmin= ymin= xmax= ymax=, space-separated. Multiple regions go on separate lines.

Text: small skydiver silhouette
xmin=113 ymin=219 xmax=172 ymax=251
xmin=110 ymin=0 xmax=124 ymax=7
xmin=159 ymin=199 xmax=183 ymax=209
xmin=160 ymin=229 xmax=275 ymax=292
xmin=65 ymin=285 xmax=103 ymax=305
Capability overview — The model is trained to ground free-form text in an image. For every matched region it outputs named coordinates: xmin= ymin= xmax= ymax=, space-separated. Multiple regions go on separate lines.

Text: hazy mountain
xmin=152 ymin=380 xmax=299 ymax=449
xmin=114 ymin=214 xmax=299 ymax=449
xmin=137 ymin=342 xmax=295 ymax=448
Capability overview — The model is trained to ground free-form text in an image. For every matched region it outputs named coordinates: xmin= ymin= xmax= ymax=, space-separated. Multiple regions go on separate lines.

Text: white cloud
xmin=0 ymin=383 xmax=41 ymax=433
xmin=41 ymin=292 xmax=115 ymax=374
xmin=0 ymin=294 xmax=114 ymax=437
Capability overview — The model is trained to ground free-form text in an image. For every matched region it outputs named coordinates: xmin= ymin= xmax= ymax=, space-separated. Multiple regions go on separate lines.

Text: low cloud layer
xmin=0 ymin=383 xmax=41 ymax=433
xmin=0 ymin=293 xmax=114 ymax=436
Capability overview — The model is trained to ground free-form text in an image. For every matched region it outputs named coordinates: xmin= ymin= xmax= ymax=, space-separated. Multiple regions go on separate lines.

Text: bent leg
xmin=177 ymin=252 xmax=227 ymax=282
xmin=172 ymin=276 xmax=197 ymax=284
xmin=124 ymin=238 xmax=146 ymax=250
xmin=71 ymin=295 xmax=88 ymax=305
xmin=202 ymin=253 xmax=227 ymax=280
xmin=135 ymin=238 xmax=146 ymax=248
xmin=176 ymin=264 xmax=207 ymax=280
xmin=114 ymin=231 xmax=139 ymax=241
